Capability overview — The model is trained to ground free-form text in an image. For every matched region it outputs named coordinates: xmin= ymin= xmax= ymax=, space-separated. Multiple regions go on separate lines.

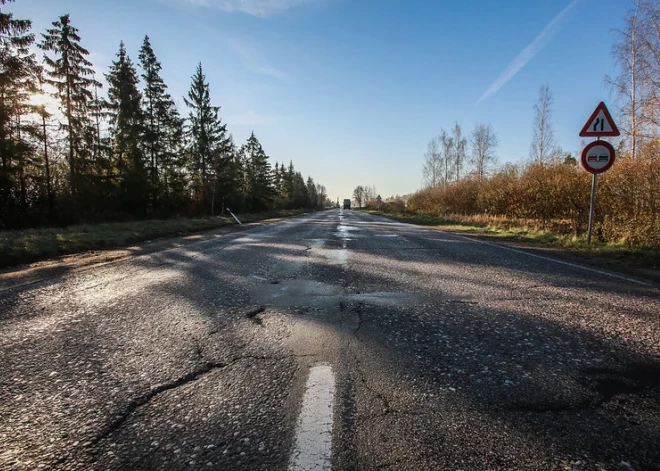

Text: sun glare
xmin=28 ymin=92 xmax=62 ymax=119
xmin=29 ymin=92 xmax=49 ymax=106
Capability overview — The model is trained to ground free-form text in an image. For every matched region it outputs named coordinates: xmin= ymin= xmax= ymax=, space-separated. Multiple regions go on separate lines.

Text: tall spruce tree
xmin=139 ymin=35 xmax=183 ymax=208
xmin=242 ymin=132 xmax=273 ymax=210
xmin=0 ymin=0 xmax=40 ymax=227
xmin=106 ymin=41 xmax=147 ymax=216
xmin=184 ymin=62 xmax=227 ymax=212
xmin=281 ymin=160 xmax=294 ymax=203
xmin=292 ymin=171 xmax=307 ymax=208
xmin=306 ymin=176 xmax=317 ymax=209
xmin=40 ymin=14 xmax=100 ymax=204
xmin=211 ymin=134 xmax=243 ymax=214
xmin=273 ymin=162 xmax=282 ymax=196
xmin=89 ymin=81 xmax=112 ymax=176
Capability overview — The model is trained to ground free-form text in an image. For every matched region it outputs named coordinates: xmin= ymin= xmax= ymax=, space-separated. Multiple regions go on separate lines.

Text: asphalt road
xmin=1 ymin=209 xmax=659 ymax=471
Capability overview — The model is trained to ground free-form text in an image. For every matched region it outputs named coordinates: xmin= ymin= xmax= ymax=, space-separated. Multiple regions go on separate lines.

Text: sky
xmin=10 ymin=0 xmax=630 ymax=202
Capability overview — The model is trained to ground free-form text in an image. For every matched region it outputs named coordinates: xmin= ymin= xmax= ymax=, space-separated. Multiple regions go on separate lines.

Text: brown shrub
xmin=406 ymin=142 xmax=660 ymax=249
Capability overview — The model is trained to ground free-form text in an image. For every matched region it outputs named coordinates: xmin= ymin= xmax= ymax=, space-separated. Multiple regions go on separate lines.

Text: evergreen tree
xmin=89 ymin=82 xmax=111 ymax=173
xmin=292 ymin=171 xmax=308 ymax=208
xmin=242 ymin=132 xmax=273 ymax=210
xmin=273 ymin=162 xmax=282 ymax=197
xmin=139 ymin=35 xmax=184 ymax=209
xmin=211 ymin=134 xmax=242 ymax=215
xmin=0 ymin=0 xmax=40 ymax=227
xmin=106 ymin=41 xmax=147 ymax=215
xmin=281 ymin=160 xmax=294 ymax=203
xmin=184 ymin=62 xmax=227 ymax=212
xmin=40 ymin=14 xmax=100 ymax=204
xmin=306 ymin=176 xmax=317 ymax=209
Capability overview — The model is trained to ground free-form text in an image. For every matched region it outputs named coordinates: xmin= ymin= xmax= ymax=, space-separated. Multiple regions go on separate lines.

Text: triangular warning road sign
xmin=579 ymin=102 xmax=620 ymax=137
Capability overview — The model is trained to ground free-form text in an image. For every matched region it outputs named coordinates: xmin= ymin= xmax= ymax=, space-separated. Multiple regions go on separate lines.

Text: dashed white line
xmin=289 ymin=364 xmax=336 ymax=471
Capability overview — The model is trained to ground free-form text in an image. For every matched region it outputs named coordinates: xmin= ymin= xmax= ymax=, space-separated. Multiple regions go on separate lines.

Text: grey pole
xmin=587 ymin=173 xmax=598 ymax=244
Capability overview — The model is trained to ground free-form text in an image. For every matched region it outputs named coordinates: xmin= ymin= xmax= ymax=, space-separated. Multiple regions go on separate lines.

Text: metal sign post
xmin=226 ymin=208 xmax=242 ymax=225
xmin=578 ymin=102 xmax=619 ymax=245
xmin=587 ymin=174 xmax=597 ymax=245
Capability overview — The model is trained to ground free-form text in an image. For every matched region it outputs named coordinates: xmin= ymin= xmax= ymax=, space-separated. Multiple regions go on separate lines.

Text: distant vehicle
xmin=343 ymin=199 xmax=351 ymax=209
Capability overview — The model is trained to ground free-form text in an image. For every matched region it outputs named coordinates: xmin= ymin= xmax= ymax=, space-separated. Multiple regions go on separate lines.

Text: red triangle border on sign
xmin=579 ymin=102 xmax=620 ymax=137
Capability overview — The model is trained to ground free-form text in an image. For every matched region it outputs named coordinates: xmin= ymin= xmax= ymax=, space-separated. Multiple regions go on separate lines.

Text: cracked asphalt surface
xmin=1 ymin=209 xmax=659 ymax=470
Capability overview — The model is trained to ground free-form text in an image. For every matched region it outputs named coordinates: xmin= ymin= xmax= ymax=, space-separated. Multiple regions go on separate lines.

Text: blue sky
xmin=12 ymin=0 xmax=629 ymax=201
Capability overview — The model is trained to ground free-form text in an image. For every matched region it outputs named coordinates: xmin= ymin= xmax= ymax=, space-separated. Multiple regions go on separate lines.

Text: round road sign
xmin=581 ymin=140 xmax=616 ymax=174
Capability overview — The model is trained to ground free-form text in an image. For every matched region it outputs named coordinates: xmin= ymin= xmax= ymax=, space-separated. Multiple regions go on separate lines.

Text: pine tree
xmin=281 ymin=160 xmax=294 ymax=203
xmin=184 ymin=62 xmax=227 ymax=212
xmin=106 ymin=41 xmax=147 ymax=216
xmin=0 ymin=0 xmax=40 ymax=227
xmin=211 ymin=134 xmax=243 ymax=214
xmin=292 ymin=171 xmax=307 ymax=208
xmin=139 ymin=35 xmax=184 ymax=209
xmin=242 ymin=132 xmax=273 ymax=210
xmin=89 ymin=82 xmax=112 ymax=175
xmin=306 ymin=176 xmax=317 ymax=209
xmin=273 ymin=162 xmax=282 ymax=196
xmin=40 ymin=14 xmax=100 ymax=205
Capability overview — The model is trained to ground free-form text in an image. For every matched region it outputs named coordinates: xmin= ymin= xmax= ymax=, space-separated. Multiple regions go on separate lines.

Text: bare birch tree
xmin=529 ymin=84 xmax=556 ymax=164
xmin=452 ymin=123 xmax=467 ymax=181
xmin=440 ymin=130 xmax=454 ymax=184
xmin=609 ymin=3 xmax=644 ymax=158
xmin=637 ymin=0 xmax=660 ymax=135
xmin=422 ymin=136 xmax=442 ymax=188
xmin=470 ymin=124 xmax=498 ymax=181
xmin=352 ymin=185 xmax=364 ymax=207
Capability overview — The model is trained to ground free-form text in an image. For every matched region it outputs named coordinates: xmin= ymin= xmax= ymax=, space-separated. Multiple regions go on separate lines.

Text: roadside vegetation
xmin=1 ymin=2 xmax=331 ymax=233
xmin=355 ymin=1 xmax=660 ymax=268
xmin=0 ymin=209 xmax=309 ymax=268
xmin=363 ymin=206 xmax=660 ymax=271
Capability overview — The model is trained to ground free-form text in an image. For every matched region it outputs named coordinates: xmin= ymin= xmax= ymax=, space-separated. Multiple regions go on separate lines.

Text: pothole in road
xmin=580 ymin=361 xmax=660 ymax=401
xmin=251 ymin=280 xmax=343 ymax=310
xmin=249 ymin=280 xmax=419 ymax=311
xmin=511 ymin=361 xmax=660 ymax=414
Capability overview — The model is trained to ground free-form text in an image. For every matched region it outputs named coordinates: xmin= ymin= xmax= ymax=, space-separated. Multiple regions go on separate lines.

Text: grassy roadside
xmin=0 ymin=209 xmax=309 ymax=268
xmin=363 ymin=210 xmax=660 ymax=271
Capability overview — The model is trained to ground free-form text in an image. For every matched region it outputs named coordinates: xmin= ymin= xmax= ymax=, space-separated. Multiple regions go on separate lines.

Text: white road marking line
xmin=289 ymin=364 xmax=336 ymax=471
xmin=445 ymin=232 xmax=653 ymax=287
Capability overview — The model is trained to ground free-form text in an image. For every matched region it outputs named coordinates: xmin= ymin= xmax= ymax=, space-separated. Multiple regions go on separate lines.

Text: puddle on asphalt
xmin=334 ymin=224 xmax=365 ymax=239
xmin=250 ymin=279 xmax=418 ymax=310
xmin=311 ymin=248 xmax=349 ymax=265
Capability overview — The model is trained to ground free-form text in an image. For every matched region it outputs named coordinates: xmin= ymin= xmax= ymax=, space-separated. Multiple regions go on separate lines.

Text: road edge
xmin=0 ymin=212 xmax=318 ymax=293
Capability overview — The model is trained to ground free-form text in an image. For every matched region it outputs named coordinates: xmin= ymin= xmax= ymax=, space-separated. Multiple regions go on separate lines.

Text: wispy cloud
xmin=228 ymin=37 xmax=290 ymax=82
xmin=176 ymin=0 xmax=326 ymax=17
xmin=477 ymin=0 xmax=580 ymax=104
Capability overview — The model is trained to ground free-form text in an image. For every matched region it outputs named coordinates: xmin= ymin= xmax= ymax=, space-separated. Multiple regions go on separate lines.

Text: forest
xmin=413 ymin=1 xmax=660 ymax=250
xmin=0 ymin=1 xmax=330 ymax=231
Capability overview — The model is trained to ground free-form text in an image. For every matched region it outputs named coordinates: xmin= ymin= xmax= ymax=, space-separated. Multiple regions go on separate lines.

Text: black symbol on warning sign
xmin=593 ymin=118 xmax=604 ymax=132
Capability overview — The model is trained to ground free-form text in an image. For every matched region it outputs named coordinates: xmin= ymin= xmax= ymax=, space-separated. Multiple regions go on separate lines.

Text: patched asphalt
xmin=1 ymin=209 xmax=659 ymax=470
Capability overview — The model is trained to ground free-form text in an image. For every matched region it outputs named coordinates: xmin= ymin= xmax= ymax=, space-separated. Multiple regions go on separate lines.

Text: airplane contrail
xmin=477 ymin=0 xmax=580 ymax=104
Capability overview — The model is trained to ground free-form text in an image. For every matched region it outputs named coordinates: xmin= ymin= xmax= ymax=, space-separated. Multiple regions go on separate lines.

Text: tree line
xmin=422 ymin=122 xmax=499 ymax=188
xmin=0 ymin=1 xmax=329 ymax=230
xmin=351 ymin=184 xmax=378 ymax=208
xmin=413 ymin=1 xmax=660 ymax=249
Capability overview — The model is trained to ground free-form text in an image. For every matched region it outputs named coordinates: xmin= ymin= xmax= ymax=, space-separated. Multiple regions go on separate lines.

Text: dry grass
xmin=364 ymin=210 xmax=660 ymax=270
xmin=0 ymin=209 xmax=309 ymax=268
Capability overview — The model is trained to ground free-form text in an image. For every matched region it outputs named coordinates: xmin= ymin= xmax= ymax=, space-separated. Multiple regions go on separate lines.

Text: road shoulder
xmin=0 ymin=215 xmax=302 ymax=293
xmin=368 ymin=211 xmax=660 ymax=287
